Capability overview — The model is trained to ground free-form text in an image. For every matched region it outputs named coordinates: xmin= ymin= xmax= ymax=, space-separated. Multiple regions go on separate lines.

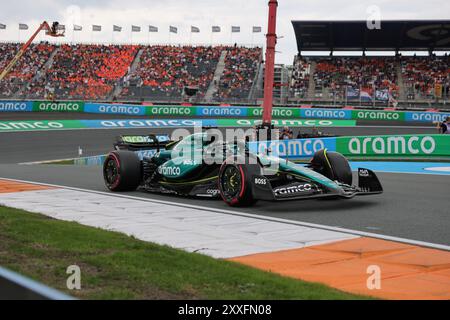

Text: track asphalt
xmin=0 ymin=164 xmax=448 ymax=246
xmin=0 ymin=113 xmax=447 ymax=247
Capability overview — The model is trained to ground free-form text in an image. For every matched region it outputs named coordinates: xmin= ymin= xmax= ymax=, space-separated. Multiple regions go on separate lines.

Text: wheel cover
xmin=104 ymin=158 xmax=119 ymax=187
xmin=220 ymin=165 xmax=242 ymax=200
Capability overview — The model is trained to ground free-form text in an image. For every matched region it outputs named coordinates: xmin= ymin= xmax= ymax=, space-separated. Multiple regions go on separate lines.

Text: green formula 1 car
xmin=103 ymin=133 xmax=382 ymax=206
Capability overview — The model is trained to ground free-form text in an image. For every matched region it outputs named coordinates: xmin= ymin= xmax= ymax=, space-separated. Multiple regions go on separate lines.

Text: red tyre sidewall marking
xmin=109 ymin=153 xmax=121 ymax=189
xmin=238 ymin=165 xmax=245 ymax=198
xmin=218 ymin=162 xmax=243 ymax=206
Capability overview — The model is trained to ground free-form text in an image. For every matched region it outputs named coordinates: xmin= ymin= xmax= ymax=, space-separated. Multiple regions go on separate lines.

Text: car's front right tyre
xmin=310 ymin=149 xmax=352 ymax=185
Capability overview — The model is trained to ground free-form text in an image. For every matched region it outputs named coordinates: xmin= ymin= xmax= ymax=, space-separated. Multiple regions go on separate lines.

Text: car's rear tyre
xmin=218 ymin=156 xmax=259 ymax=207
xmin=103 ymin=151 xmax=141 ymax=191
xmin=310 ymin=149 xmax=352 ymax=185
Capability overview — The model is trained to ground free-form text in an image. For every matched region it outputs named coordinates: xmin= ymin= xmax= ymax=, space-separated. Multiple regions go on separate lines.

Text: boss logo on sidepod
xmin=254 ymin=178 xmax=267 ymax=185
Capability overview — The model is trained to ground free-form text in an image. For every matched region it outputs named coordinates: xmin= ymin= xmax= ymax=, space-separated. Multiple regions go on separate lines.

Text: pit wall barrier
xmin=1 ymin=101 xmax=450 ymax=123
xmin=250 ymin=134 xmax=450 ymax=160
xmin=73 ymin=134 xmax=450 ymax=166
xmin=74 ymin=150 xmax=159 ymax=166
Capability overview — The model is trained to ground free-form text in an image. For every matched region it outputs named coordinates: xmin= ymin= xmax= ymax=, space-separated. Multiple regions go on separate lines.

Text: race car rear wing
xmin=114 ymin=134 xmax=173 ymax=151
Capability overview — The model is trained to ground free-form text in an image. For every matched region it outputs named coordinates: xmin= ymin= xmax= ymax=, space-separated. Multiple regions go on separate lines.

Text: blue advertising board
xmin=84 ymin=103 xmax=147 ymax=116
xmin=0 ymin=101 xmax=33 ymax=112
xmin=300 ymin=108 xmax=352 ymax=120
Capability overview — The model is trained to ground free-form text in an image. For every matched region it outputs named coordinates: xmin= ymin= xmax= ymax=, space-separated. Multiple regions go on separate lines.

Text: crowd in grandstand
xmin=401 ymin=55 xmax=450 ymax=99
xmin=312 ymin=56 xmax=398 ymax=98
xmin=42 ymin=44 xmax=138 ymax=100
xmin=0 ymin=42 xmax=263 ymax=102
xmin=213 ymin=46 xmax=262 ymax=102
xmin=290 ymin=56 xmax=310 ymax=99
xmin=289 ymin=54 xmax=449 ymax=102
xmin=120 ymin=45 xmax=223 ymax=101
xmin=0 ymin=40 xmax=448 ymax=103
xmin=0 ymin=42 xmax=54 ymax=98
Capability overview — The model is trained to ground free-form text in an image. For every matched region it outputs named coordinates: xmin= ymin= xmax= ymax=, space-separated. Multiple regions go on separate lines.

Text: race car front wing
xmin=250 ymin=168 xmax=383 ymax=201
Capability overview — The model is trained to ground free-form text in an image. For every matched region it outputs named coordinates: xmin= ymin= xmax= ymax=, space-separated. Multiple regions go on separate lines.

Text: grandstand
xmin=287 ymin=20 xmax=450 ymax=108
xmin=0 ymin=20 xmax=448 ymax=108
xmin=119 ymin=45 xmax=225 ymax=102
xmin=0 ymin=43 xmax=263 ymax=103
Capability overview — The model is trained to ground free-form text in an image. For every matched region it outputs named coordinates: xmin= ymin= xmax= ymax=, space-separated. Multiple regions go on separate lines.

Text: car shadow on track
xmin=124 ymin=188 xmax=381 ymax=215
xmin=249 ymin=198 xmax=380 ymax=214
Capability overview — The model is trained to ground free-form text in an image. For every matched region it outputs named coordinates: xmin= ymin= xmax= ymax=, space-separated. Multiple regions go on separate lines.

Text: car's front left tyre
xmin=218 ymin=156 xmax=260 ymax=207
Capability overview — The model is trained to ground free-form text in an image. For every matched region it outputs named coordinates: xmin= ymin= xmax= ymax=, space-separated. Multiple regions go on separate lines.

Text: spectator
xmin=280 ymin=126 xmax=293 ymax=140
xmin=39 ymin=44 xmax=138 ymax=100
xmin=290 ymin=55 xmax=310 ymax=98
xmin=0 ymin=42 xmax=54 ymax=98
xmin=439 ymin=116 xmax=450 ymax=134
xmin=121 ymin=45 xmax=223 ymax=100
xmin=402 ymin=56 xmax=449 ymax=100
xmin=214 ymin=46 xmax=262 ymax=102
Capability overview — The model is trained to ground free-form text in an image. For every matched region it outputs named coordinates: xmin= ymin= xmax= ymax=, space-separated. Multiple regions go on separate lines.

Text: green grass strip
xmin=0 ymin=206 xmax=369 ymax=300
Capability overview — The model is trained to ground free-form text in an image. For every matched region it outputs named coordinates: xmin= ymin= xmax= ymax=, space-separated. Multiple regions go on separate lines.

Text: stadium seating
xmin=290 ymin=56 xmax=310 ymax=99
xmin=120 ymin=45 xmax=224 ymax=101
xmin=213 ymin=46 xmax=262 ymax=102
xmin=0 ymin=42 xmax=54 ymax=98
xmin=289 ymin=55 xmax=449 ymax=102
xmin=42 ymin=44 xmax=138 ymax=100
xmin=311 ymin=56 xmax=398 ymax=99
xmin=0 ymin=41 xmax=448 ymax=104
xmin=401 ymin=55 xmax=450 ymax=100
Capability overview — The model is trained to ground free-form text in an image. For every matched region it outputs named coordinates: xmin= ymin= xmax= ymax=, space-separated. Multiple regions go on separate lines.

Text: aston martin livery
xmin=103 ymin=133 xmax=383 ymax=206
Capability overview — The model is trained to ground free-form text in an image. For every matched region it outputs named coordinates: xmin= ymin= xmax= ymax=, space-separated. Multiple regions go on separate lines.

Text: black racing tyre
xmin=218 ymin=156 xmax=260 ymax=207
xmin=311 ymin=149 xmax=352 ymax=185
xmin=103 ymin=151 xmax=142 ymax=191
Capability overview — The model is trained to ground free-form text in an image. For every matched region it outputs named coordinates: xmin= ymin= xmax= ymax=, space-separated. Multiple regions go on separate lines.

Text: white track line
xmin=358 ymin=170 xmax=450 ymax=176
xmin=18 ymin=158 xmax=77 ymax=165
xmin=1 ymin=176 xmax=449 ymax=251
